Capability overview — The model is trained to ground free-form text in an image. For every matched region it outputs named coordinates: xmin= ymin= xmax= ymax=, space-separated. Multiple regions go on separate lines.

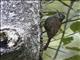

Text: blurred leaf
xmin=45 ymin=11 xmax=57 ymax=15
xmin=64 ymin=55 xmax=80 ymax=60
xmin=66 ymin=47 xmax=80 ymax=51
xmin=70 ymin=22 xmax=80 ymax=32
xmin=76 ymin=9 xmax=80 ymax=13
xmin=62 ymin=37 xmax=73 ymax=45
xmin=41 ymin=12 xmax=56 ymax=16
xmin=43 ymin=1 xmax=66 ymax=12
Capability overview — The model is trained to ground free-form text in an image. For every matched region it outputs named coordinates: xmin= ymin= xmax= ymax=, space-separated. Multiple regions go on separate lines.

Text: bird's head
xmin=55 ymin=12 xmax=65 ymax=22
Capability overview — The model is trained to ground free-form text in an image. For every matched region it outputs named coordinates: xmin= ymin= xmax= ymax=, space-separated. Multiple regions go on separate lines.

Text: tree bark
xmin=0 ymin=0 xmax=41 ymax=60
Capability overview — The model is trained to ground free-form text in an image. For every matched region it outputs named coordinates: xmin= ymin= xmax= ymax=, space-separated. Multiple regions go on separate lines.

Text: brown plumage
xmin=44 ymin=12 xmax=65 ymax=50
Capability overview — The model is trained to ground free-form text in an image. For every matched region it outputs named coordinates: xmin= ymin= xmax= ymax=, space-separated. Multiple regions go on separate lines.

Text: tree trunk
xmin=0 ymin=0 xmax=41 ymax=60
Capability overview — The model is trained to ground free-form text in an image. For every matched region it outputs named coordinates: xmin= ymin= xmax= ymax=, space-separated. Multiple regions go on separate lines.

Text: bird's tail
xmin=43 ymin=38 xmax=51 ymax=50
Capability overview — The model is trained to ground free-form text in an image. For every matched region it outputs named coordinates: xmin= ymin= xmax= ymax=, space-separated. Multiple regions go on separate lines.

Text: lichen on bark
xmin=0 ymin=0 xmax=40 ymax=60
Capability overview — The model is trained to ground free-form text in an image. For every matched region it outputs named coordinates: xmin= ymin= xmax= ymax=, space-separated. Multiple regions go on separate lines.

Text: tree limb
xmin=58 ymin=0 xmax=73 ymax=10
xmin=62 ymin=18 xmax=80 ymax=24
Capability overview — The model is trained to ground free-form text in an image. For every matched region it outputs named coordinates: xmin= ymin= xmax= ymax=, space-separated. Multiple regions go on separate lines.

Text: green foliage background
xmin=41 ymin=0 xmax=80 ymax=60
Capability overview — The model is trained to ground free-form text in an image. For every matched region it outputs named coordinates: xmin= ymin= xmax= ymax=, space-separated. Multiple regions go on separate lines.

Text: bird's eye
xmin=58 ymin=13 xmax=65 ymax=20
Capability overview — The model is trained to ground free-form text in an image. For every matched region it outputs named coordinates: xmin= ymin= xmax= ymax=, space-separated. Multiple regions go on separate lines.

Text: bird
xmin=43 ymin=12 xmax=65 ymax=50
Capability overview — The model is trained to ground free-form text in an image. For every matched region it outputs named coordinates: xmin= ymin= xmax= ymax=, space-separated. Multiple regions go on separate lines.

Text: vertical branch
xmin=53 ymin=1 xmax=75 ymax=60
xmin=39 ymin=1 xmax=44 ymax=60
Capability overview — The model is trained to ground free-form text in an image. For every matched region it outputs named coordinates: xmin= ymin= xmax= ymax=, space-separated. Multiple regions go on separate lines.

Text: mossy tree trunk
xmin=0 ymin=0 xmax=41 ymax=60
